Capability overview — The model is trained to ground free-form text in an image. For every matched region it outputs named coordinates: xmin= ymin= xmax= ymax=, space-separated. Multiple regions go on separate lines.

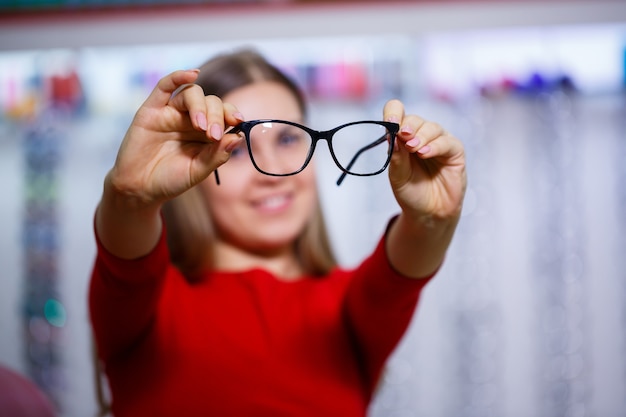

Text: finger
xmin=203 ymin=95 xmax=230 ymax=141
xmin=192 ymin=127 xmax=246 ymax=178
xmin=383 ymin=99 xmax=405 ymax=124
xmin=403 ymin=121 xmax=445 ymax=155
xmin=168 ymin=83 xmax=209 ymax=133
xmin=222 ymin=102 xmax=245 ymax=127
xmin=143 ymin=69 xmax=200 ymax=109
xmin=388 ymin=136 xmax=413 ymax=183
xmin=169 ymin=83 xmax=199 ymax=103
xmin=395 ymin=114 xmax=425 ymax=143
xmin=414 ymin=132 xmax=464 ymax=160
xmin=169 ymin=87 xmax=244 ymax=139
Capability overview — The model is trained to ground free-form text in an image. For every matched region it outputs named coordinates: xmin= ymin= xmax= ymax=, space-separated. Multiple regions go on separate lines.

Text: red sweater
xmin=89 ymin=226 xmax=432 ymax=417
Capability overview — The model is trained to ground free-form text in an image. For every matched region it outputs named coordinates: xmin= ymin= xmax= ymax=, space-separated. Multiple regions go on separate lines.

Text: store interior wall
xmin=1 ymin=3 xmax=626 ymax=417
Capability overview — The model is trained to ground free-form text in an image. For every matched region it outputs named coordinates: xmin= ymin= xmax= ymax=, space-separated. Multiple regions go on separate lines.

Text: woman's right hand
xmin=96 ymin=69 xmax=244 ymax=259
xmin=106 ymin=69 xmax=244 ymax=209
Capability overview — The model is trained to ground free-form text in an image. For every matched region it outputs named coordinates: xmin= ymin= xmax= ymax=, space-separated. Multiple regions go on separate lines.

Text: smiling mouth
xmin=254 ymin=194 xmax=291 ymax=211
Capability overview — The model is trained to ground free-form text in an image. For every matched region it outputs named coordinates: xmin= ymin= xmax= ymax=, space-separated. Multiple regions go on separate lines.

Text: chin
xmin=249 ymin=228 xmax=301 ymax=251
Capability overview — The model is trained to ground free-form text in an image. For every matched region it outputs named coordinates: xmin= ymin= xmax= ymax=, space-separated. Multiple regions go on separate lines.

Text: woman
xmin=89 ymin=50 xmax=466 ymax=416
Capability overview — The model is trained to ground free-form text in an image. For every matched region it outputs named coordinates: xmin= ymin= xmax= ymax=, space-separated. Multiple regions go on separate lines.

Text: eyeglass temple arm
xmin=336 ymin=135 xmax=390 ymax=186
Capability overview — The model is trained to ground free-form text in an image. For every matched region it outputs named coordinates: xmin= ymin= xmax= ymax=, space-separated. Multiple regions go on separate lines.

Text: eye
xmin=277 ymin=130 xmax=305 ymax=147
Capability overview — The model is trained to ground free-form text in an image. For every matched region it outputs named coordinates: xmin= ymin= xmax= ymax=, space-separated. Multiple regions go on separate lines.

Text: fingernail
xmin=233 ymin=112 xmax=245 ymax=122
xmin=418 ymin=145 xmax=431 ymax=154
xmin=196 ymin=113 xmax=207 ymax=131
xmin=387 ymin=116 xmax=400 ymax=123
xmin=210 ymin=123 xmax=223 ymax=141
xmin=406 ymin=137 xmax=421 ymax=148
xmin=400 ymin=125 xmax=413 ymax=135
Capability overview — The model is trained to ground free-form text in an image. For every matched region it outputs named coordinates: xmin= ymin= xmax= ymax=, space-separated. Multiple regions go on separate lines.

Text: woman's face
xmin=202 ymin=81 xmax=318 ymax=255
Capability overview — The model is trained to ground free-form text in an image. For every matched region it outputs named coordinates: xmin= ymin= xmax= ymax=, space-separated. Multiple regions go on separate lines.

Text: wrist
xmin=397 ymin=209 xmax=459 ymax=237
xmin=385 ymin=212 xmax=457 ymax=279
xmin=103 ymin=169 xmax=162 ymax=215
xmin=96 ymin=175 xmax=164 ymax=260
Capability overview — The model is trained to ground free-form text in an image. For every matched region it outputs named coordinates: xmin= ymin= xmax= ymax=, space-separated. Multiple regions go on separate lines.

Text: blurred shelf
xmin=0 ymin=0 xmax=625 ymax=51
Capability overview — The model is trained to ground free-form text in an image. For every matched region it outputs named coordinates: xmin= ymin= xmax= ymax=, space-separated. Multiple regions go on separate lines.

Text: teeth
xmin=259 ymin=195 xmax=287 ymax=209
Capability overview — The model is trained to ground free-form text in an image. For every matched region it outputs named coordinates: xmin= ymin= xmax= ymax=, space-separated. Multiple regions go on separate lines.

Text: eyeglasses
xmin=215 ymin=120 xmax=399 ymax=186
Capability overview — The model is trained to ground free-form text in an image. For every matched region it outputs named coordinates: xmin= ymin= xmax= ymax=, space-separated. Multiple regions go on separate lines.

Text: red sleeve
xmin=343 ymin=219 xmax=435 ymax=397
xmin=88 ymin=218 xmax=171 ymax=362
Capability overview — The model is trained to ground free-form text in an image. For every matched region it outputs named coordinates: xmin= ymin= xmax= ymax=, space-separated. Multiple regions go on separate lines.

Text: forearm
xmin=95 ymin=173 xmax=163 ymax=260
xmin=90 ymin=208 xmax=170 ymax=361
xmin=385 ymin=211 xmax=459 ymax=279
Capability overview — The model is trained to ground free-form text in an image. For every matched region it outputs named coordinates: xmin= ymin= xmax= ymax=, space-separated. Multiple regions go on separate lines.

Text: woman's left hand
xmin=384 ymin=99 xmax=467 ymax=226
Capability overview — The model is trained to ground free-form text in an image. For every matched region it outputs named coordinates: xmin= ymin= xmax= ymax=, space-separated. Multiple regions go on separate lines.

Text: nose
xmin=252 ymin=148 xmax=286 ymax=175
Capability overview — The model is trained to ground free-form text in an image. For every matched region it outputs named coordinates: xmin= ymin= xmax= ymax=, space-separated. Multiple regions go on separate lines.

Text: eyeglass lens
xmin=331 ymin=122 xmax=392 ymax=175
xmin=248 ymin=122 xmax=312 ymax=175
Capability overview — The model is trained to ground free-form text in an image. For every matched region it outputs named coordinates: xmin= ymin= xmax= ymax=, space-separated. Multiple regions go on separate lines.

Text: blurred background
xmin=0 ymin=0 xmax=625 ymax=416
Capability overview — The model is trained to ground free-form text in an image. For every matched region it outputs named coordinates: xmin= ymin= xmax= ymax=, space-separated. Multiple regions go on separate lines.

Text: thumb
xmin=388 ymin=137 xmax=413 ymax=187
xmin=188 ymin=130 xmax=245 ymax=184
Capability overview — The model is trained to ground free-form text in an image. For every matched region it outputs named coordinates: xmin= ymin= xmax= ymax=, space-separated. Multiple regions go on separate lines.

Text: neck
xmin=211 ymin=240 xmax=305 ymax=282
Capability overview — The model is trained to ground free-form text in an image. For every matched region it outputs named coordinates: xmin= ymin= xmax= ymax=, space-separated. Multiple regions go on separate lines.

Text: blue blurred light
xmin=43 ymin=299 xmax=66 ymax=327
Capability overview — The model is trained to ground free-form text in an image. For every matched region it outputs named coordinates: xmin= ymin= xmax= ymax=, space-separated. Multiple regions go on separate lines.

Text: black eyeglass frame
xmin=215 ymin=119 xmax=399 ymax=186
